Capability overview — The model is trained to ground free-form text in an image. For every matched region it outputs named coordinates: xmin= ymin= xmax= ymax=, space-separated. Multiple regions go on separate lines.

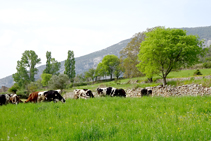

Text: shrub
xmin=203 ymin=62 xmax=211 ymax=68
xmin=193 ymin=69 xmax=202 ymax=76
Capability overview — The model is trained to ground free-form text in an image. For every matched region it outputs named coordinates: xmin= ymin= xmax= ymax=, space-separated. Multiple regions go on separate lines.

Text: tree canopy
xmin=97 ymin=55 xmax=120 ymax=80
xmin=136 ymin=27 xmax=204 ymax=85
xmin=43 ymin=51 xmax=61 ymax=75
xmin=64 ymin=50 xmax=76 ymax=83
xmin=13 ymin=50 xmax=41 ymax=88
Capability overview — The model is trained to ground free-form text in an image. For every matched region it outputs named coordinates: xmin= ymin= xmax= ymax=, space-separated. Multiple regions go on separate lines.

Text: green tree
xmin=43 ymin=51 xmax=61 ymax=75
xmin=41 ymin=73 xmax=52 ymax=87
xmin=64 ymin=50 xmax=76 ymax=83
xmin=8 ymin=83 xmax=19 ymax=94
xmin=48 ymin=74 xmax=69 ymax=93
xmin=97 ymin=55 xmax=120 ymax=80
xmin=13 ymin=60 xmax=30 ymax=88
xmin=136 ymin=27 xmax=204 ymax=85
xmin=114 ymin=64 xmax=124 ymax=79
xmin=84 ymin=68 xmax=96 ymax=82
xmin=21 ymin=50 xmax=41 ymax=82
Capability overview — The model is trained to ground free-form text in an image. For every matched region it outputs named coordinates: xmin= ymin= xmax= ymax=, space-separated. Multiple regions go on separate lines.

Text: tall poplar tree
xmin=43 ymin=51 xmax=61 ymax=75
xmin=64 ymin=50 xmax=76 ymax=83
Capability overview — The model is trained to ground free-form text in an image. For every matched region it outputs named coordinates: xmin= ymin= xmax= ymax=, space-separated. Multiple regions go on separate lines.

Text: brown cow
xmin=9 ymin=94 xmax=23 ymax=104
xmin=24 ymin=92 xmax=39 ymax=103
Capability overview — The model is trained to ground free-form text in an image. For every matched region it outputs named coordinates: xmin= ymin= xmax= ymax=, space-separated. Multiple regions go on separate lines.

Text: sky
xmin=0 ymin=0 xmax=211 ymax=79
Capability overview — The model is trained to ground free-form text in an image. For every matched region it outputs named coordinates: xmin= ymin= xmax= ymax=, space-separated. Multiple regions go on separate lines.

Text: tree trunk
xmin=163 ymin=76 xmax=167 ymax=86
xmin=110 ymin=74 xmax=112 ymax=80
xmin=148 ymin=78 xmax=152 ymax=83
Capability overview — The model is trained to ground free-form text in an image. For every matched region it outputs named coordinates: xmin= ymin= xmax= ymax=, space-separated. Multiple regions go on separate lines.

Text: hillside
xmin=1 ymin=26 xmax=211 ymax=88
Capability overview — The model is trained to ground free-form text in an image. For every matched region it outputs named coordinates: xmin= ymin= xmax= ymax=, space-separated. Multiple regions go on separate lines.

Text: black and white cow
xmin=97 ymin=87 xmax=116 ymax=96
xmin=73 ymin=89 xmax=94 ymax=99
xmin=141 ymin=88 xmax=152 ymax=96
xmin=112 ymin=88 xmax=126 ymax=97
xmin=44 ymin=90 xmax=65 ymax=103
xmin=0 ymin=94 xmax=10 ymax=105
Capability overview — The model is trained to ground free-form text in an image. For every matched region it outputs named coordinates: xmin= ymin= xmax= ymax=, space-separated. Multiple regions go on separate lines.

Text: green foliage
xmin=13 ymin=50 xmax=41 ymax=88
xmin=97 ymin=55 xmax=120 ymax=80
xmin=43 ymin=51 xmax=61 ymax=75
xmin=193 ymin=69 xmax=203 ymax=76
xmin=64 ymin=50 xmax=76 ymax=83
xmin=13 ymin=61 xmax=30 ymax=88
xmin=48 ymin=74 xmax=70 ymax=92
xmin=74 ymin=73 xmax=85 ymax=83
xmin=1 ymin=97 xmax=211 ymax=140
xmin=137 ymin=27 xmax=205 ymax=85
xmin=85 ymin=68 xmax=96 ymax=82
xmin=26 ymin=81 xmax=41 ymax=93
xmin=41 ymin=73 xmax=52 ymax=87
xmin=8 ymin=84 xmax=19 ymax=94
xmin=21 ymin=50 xmax=41 ymax=82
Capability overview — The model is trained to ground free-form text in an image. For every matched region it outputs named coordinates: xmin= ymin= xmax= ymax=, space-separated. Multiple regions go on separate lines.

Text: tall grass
xmin=1 ymin=96 xmax=211 ymax=140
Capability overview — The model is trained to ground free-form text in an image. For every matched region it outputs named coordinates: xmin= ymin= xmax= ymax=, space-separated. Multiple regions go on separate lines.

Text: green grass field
xmin=1 ymin=96 xmax=211 ymax=140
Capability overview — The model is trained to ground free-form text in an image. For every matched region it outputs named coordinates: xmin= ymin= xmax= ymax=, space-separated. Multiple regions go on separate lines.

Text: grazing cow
xmin=24 ymin=92 xmax=39 ymax=103
xmin=112 ymin=88 xmax=126 ymax=97
xmin=73 ymin=89 xmax=94 ymax=99
xmin=0 ymin=94 xmax=10 ymax=105
xmin=44 ymin=90 xmax=65 ymax=103
xmin=37 ymin=91 xmax=47 ymax=102
xmin=141 ymin=88 xmax=152 ymax=97
xmin=97 ymin=87 xmax=116 ymax=96
xmin=9 ymin=94 xmax=23 ymax=105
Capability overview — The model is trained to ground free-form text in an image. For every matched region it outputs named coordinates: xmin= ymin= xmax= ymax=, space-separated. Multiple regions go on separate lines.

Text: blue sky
xmin=0 ymin=0 xmax=211 ymax=79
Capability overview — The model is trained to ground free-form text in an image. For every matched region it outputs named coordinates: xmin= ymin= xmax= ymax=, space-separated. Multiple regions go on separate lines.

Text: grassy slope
xmin=66 ymin=69 xmax=211 ymax=92
xmin=0 ymin=96 xmax=211 ymax=140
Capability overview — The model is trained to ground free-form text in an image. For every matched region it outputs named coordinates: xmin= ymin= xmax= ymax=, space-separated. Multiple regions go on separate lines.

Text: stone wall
xmin=126 ymin=84 xmax=211 ymax=97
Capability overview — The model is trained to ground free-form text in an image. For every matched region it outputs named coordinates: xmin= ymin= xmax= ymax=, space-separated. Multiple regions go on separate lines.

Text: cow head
xmin=54 ymin=91 xmax=65 ymax=103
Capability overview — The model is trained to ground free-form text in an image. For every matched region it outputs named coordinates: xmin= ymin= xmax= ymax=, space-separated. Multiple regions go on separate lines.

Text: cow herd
xmin=73 ymin=87 xmax=127 ymax=99
xmin=0 ymin=89 xmax=65 ymax=106
xmin=0 ymin=86 xmax=152 ymax=106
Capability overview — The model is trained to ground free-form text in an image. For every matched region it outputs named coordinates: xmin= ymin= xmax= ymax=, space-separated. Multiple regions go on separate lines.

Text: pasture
xmin=1 ymin=96 xmax=211 ymax=140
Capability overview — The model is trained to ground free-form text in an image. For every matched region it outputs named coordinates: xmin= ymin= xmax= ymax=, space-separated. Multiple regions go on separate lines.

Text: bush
xmin=203 ymin=62 xmax=211 ymax=68
xmin=193 ymin=69 xmax=202 ymax=76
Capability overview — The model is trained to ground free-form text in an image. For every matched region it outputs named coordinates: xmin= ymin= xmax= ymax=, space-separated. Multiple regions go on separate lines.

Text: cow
xmin=44 ymin=90 xmax=65 ymax=103
xmin=112 ymin=88 xmax=126 ymax=97
xmin=37 ymin=91 xmax=47 ymax=102
xmin=73 ymin=89 xmax=94 ymax=99
xmin=9 ymin=94 xmax=23 ymax=105
xmin=97 ymin=87 xmax=116 ymax=96
xmin=0 ymin=94 xmax=10 ymax=105
xmin=24 ymin=92 xmax=39 ymax=103
xmin=141 ymin=88 xmax=152 ymax=97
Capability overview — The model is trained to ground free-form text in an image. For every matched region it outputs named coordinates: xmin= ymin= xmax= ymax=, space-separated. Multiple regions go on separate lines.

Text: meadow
xmin=1 ymin=96 xmax=211 ymax=141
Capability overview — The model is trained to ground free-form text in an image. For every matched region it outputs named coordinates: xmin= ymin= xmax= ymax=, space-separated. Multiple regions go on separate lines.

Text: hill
xmin=1 ymin=26 xmax=211 ymax=88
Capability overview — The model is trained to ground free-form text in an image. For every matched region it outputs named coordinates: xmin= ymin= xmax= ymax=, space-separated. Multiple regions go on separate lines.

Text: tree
xmin=120 ymin=27 xmax=160 ymax=78
xmin=8 ymin=83 xmax=19 ymax=94
xmin=84 ymin=68 xmax=96 ymax=82
xmin=21 ymin=50 xmax=41 ymax=82
xmin=136 ymin=27 xmax=204 ymax=85
xmin=64 ymin=50 xmax=76 ymax=83
xmin=114 ymin=64 xmax=124 ymax=79
xmin=41 ymin=73 xmax=52 ymax=87
xmin=13 ymin=60 xmax=30 ymax=88
xmin=48 ymin=74 xmax=69 ymax=93
xmin=43 ymin=51 xmax=61 ymax=75
xmin=97 ymin=55 xmax=120 ymax=80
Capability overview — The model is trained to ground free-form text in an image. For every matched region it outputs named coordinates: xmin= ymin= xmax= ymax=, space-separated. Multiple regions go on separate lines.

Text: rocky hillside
xmin=1 ymin=26 xmax=211 ymax=88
